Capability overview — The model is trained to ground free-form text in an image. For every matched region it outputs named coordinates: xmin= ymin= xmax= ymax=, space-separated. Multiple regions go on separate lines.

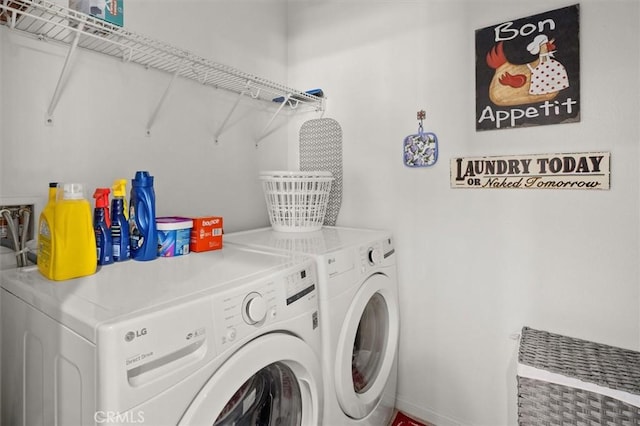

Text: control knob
xmin=243 ymin=292 xmax=267 ymax=324
xmin=367 ymin=247 xmax=383 ymax=265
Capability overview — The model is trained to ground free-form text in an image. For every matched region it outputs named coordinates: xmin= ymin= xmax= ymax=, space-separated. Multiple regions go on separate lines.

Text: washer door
xmin=335 ymin=272 xmax=399 ymax=419
xmin=179 ymin=333 xmax=322 ymax=426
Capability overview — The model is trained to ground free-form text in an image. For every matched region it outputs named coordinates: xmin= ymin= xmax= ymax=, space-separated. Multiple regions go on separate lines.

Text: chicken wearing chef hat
xmin=486 ymin=34 xmax=570 ymax=106
xmin=525 ymin=34 xmax=570 ymax=96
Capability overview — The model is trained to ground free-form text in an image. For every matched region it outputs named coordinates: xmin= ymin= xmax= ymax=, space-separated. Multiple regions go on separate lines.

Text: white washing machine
xmin=226 ymin=226 xmax=399 ymax=426
xmin=1 ymin=246 xmax=323 ymax=425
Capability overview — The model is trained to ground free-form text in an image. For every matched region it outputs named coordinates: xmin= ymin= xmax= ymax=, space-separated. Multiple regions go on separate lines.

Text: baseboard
xmin=394 ymin=397 xmax=466 ymax=426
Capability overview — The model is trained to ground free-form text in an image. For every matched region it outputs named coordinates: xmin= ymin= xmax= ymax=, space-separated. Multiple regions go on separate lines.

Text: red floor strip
xmin=391 ymin=411 xmax=429 ymax=426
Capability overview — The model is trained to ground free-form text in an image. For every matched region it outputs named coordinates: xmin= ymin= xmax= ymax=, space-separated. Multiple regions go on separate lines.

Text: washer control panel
xmin=212 ymin=262 xmax=317 ymax=352
xmin=360 ymin=236 xmax=394 ymax=272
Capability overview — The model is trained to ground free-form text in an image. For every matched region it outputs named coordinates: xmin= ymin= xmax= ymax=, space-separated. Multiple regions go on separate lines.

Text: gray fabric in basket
xmin=519 ymin=326 xmax=640 ymax=396
xmin=300 ymin=118 xmax=343 ymax=226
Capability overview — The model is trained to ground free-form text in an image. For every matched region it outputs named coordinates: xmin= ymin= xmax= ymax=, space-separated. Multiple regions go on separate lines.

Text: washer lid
xmin=0 ymin=246 xmax=297 ymax=342
xmin=226 ymin=226 xmax=392 ymax=255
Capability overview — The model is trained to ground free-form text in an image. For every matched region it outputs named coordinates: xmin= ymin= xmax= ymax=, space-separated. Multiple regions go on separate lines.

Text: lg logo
xmin=125 ymin=328 xmax=148 ymax=342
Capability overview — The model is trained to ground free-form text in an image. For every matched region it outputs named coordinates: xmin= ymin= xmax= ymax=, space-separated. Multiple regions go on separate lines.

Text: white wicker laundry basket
xmin=517 ymin=326 xmax=640 ymax=424
xmin=260 ymin=171 xmax=333 ymax=232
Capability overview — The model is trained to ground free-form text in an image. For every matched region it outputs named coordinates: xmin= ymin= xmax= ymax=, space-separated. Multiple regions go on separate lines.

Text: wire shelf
xmin=0 ymin=0 xmax=324 ymax=111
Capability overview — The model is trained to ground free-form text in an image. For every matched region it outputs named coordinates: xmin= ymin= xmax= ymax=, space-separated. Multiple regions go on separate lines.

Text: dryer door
xmin=335 ymin=272 xmax=400 ymax=419
xmin=178 ymin=333 xmax=322 ymax=426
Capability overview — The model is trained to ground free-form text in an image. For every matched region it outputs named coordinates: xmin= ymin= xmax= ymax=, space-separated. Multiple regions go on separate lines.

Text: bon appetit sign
xmin=475 ymin=4 xmax=580 ymax=131
xmin=451 ymin=152 xmax=609 ymax=190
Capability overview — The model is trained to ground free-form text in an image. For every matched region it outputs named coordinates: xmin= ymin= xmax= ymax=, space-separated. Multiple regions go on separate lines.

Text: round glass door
xmin=215 ymin=362 xmax=302 ymax=426
xmin=179 ymin=333 xmax=321 ymax=426
xmin=335 ymin=273 xmax=399 ymax=420
xmin=352 ymin=293 xmax=389 ymax=394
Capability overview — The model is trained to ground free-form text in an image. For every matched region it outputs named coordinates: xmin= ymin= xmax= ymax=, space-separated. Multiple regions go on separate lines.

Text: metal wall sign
xmin=475 ymin=4 xmax=580 ymax=131
xmin=451 ymin=152 xmax=610 ymax=190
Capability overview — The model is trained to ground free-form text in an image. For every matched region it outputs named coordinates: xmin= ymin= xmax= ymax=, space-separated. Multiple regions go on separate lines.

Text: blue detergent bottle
xmin=111 ymin=179 xmax=130 ymax=261
xmin=129 ymin=171 xmax=158 ymax=261
xmin=93 ymin=188 xmax=113 ymax=265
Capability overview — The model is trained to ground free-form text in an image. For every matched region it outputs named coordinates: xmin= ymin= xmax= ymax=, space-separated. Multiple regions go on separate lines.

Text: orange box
xmin=190 ymin=216 xmax=223 ymax=252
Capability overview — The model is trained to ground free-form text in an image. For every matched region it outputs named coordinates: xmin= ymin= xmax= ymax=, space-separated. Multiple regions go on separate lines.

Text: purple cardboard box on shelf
xmin=69 ymin=0 xmax=124 ymax=27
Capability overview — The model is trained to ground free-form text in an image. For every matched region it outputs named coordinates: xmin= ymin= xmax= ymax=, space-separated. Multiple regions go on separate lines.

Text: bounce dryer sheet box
xmin=190 ymin=216 xmax=223 ymax=252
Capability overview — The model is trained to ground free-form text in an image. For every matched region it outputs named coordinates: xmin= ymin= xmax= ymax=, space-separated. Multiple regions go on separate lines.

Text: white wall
xmin=0 ymin=0 xmax=294 ymax=232
xmin=288 ymin=1 xmax=640 ymax=425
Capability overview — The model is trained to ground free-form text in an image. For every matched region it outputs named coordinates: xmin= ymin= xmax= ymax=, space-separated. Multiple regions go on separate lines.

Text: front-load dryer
xmin=226 ymin=226 xmax=400 ymax=426
xmin=1 ymin=246 xmax=323 ymax=425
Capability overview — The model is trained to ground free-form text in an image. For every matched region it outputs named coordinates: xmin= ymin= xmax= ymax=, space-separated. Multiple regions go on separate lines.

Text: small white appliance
xmin=226 ymin=226 xmax=400 ymax=426
xmin=1 ymin=246 xmax=323 ymax=425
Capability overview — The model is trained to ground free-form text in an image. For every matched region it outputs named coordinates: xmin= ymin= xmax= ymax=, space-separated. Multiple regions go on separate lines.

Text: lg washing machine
xmin=226 ymin=226 xmax=400 ymax=426
xmin=1 ymin=246 xmax=323 ymax=425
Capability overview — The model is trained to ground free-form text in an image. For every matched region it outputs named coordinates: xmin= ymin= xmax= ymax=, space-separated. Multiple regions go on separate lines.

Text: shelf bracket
xmin=146 ymin=59 xmax=185 ymax=136
xmin=256 ymin=93 xmax=290 ymax=146
xmin=9 ymin=5 xmax=18 ymax=29
xmin=200 ymin=70 xmax=209 ymax=85
xmin=45 ymin=21 xmax=85 ymax=125
xmin=213 ymin=89 xmax=247 ymax=144
xmin=122 ymin=46 xmax=133 ymax=63
xmin=249 ymin=87 xmax=261 ymax=99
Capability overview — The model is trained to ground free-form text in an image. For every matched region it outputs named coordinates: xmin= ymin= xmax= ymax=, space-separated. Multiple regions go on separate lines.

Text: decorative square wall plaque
xmin=475 ymin=5 xmax=580 ymax=131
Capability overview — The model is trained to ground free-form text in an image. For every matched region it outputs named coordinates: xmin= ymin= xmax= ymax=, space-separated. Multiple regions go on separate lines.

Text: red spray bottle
xmin=93 ymin=188 xmax=113 ymax=265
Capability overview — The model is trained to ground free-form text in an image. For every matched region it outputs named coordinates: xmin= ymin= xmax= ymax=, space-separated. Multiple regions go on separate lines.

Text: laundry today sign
xmin=450 ymin=152 xmax=610 ymax=190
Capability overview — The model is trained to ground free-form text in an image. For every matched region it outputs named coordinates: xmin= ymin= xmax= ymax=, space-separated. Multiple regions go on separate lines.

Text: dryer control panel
xmin=320 ymin=234 xmax=395 ymax=300
xmin=211 ymin=261 xmax=318 ymax=353
xmin=360 ymin=236 xmax=395 ymax=273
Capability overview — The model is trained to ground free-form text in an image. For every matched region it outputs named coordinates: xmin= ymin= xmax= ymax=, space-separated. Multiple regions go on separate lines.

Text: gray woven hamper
xmin=517 ymin=326 xmax=640 ymax=425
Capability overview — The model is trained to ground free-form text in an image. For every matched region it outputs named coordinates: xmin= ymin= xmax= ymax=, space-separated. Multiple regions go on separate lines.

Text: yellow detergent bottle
xmin=37 ymin=182 xmax=58 ymax=278
xmin=44 ymin=183 xmax=97 ymax=281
